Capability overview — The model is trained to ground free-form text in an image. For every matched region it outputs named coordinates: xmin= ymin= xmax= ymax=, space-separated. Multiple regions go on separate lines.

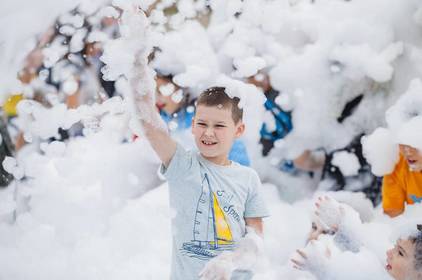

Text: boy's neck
xmin=200 ymin=153 xmax=231 ymax=166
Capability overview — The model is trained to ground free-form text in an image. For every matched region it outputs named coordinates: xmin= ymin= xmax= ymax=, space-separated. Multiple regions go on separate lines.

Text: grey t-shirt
xmin=160 ymin=144 xmax=269 ymax=280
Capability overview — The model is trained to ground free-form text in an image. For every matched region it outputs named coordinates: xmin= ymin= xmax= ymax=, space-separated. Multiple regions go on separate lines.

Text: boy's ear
xmin=235 ymin=122 xmax=245 ymax=138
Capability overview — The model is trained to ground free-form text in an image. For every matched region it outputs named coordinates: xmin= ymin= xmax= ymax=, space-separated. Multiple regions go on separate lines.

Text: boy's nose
xmin=205 ymin=127 xmax=214 ymax=136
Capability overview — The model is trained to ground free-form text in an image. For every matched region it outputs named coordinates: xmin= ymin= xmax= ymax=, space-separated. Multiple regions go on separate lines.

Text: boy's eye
xmin=215 ymin=125 xmax=226 ymax=128
xmin=399 ymin=250 xmax=404 ymax=257
xmin=311 ymin=222 xmax=317 ymax=231
xmin=197 ymin=122 xmax=206 ymax=126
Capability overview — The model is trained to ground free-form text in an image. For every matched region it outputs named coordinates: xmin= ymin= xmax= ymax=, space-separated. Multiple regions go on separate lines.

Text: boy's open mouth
xmin=201 ymin=140 xmax=217 ymax=146
xmin=407 ymin=159 xmax=417 ymax=165
xmin=386 ymin=263 xmax=392 ymax=271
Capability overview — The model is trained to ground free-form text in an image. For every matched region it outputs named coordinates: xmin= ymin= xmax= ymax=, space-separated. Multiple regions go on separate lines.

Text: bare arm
xmin=293 ymin=150 xmax=326 ymax=172
xmin=141 ymin=118 xmax=177 ymax=167
xmin=245 ymin=217 xmax=264 ymax=236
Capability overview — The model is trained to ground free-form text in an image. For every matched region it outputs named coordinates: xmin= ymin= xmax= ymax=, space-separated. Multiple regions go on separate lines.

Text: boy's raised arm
xmin=140 ymin=106 xmax=177 ymax=167
xmin=130 ymin=56 xmax=177 ymax=167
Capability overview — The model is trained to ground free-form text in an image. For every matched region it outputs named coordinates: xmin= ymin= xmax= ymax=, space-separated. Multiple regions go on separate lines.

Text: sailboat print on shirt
xmin=182 ymin=173 xmax=235 ymax=259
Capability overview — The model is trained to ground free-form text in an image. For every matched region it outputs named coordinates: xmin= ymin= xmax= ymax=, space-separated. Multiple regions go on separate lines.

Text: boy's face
xmin=307 ymin=220 xmax=336 ymax=243
xmin=399 ymin=144 xmax=422 ymax=172
xmin=386 ymin=238 xmax=420 ymax=280
xmin=192 ymin=104 xmax=245 ymax=165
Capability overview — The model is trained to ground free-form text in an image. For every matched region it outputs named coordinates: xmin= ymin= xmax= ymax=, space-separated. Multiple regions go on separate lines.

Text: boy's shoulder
xmin=232 ymin=161 xmax=257 ymax=173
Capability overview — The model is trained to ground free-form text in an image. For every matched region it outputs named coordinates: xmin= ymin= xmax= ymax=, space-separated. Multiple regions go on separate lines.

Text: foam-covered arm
xmin=130 ymin=55 xmax=176 ymax=166
xmin=122 ymin=7 xmax=176 ymax=166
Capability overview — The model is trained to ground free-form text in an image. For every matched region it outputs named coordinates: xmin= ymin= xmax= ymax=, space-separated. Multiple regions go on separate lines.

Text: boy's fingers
xmin=291 ymin=258 xmax=301 ymax=265
xmin=297 ymin=249 xmax=307 ymax=259
xmin=291 ymin=259 xmax=304 ymax=267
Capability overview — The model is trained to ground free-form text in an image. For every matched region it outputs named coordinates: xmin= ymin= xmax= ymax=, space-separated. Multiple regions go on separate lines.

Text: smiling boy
xmin=135 ymin=84 xmax=269 ymax=280
xmin=385 ymin=226 xmax=422 ymax=280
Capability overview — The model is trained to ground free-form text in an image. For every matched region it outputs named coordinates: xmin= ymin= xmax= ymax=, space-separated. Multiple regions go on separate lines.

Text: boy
xmin=382 ymin=143 xmax=422 ymax=217
xmin=135 ymin=81 xmax=269 ymax=279
xmin=155 ymin=73 xmax=251 ymax=167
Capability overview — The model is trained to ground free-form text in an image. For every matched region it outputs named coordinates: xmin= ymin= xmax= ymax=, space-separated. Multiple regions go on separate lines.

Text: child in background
xmin=134 ymin=64 xmax=269 ymax=280
xmin=382 ymin=143 xmax=422 ymax=218
xmin=246 ymin=73 xmax=292 ymax=157
xmin=385 ymin=225 xmax=422 ymax=280
xmin=292 ymin=195 xmax=419 ymax=280
xmin=293 ymin=223 xmax=422 ymax=280
xmin=293 ymin=93 xmax=381 ymax=206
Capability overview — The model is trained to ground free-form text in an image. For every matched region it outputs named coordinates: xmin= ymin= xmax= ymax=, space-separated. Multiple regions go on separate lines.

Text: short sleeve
xmin=244 ymin=170 xmax=270 ymax=218
xmin=159 ymin=143 xmax=193 ymax=181
xmin=382 ymin=171 xmax=405 ymax=212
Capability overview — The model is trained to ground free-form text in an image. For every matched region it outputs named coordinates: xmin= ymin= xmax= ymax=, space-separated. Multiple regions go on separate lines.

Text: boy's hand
xmin=199 ymin=252 xmax=235 ymax=280
xmin=314 ymin=196 xmax=344 ymax=232
xmin=315 ymin=196 xmax=363 ymax=252
xmin=291 ymin=240 xmax=331 ymax=277
xmin=199 ymin=226 xmax=264 ymax=280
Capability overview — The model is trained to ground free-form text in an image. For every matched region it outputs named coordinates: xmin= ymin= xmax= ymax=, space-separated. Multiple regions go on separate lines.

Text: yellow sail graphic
xmin=211 ymin=193 xmax=233 ymax=245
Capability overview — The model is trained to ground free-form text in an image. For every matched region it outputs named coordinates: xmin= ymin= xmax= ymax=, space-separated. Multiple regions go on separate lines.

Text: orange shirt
xmin=382 ymin=155 xmax=422 ymax=212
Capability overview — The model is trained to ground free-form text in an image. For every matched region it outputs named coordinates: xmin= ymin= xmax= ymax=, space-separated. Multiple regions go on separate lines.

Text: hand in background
xmin=314 ymin=196 xmax=344 ymax=233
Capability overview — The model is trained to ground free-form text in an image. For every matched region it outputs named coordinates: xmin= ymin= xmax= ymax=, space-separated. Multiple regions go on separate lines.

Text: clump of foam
xmin=362 ymin=128 xmax=399 ymax=176
xmin=331 ymin=151 xmax=361 ymax=177
xmin=362 ymin=79 xmax=422 ymax=176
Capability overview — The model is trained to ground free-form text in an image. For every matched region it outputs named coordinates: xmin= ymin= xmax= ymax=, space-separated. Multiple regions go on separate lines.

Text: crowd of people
xmin=1 ymin=1 xmax=422 ymax=280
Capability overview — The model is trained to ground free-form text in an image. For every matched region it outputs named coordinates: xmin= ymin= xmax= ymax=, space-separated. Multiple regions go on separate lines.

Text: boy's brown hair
xmin=412 ymin=225 xmax=422 ymax=271
xmin=196 ymin=87 xmax=243 ymax=124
